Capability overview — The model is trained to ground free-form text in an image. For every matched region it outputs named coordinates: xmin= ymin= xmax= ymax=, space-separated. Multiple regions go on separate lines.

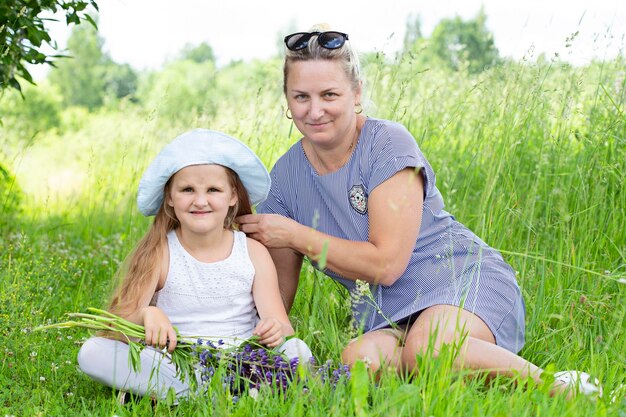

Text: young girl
xmin=77 ymin=129 xmax=312 ymax=400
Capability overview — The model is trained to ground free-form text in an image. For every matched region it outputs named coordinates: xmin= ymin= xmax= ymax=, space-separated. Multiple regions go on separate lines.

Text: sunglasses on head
xmin=284 ymin=31 xmax=349 ymax=51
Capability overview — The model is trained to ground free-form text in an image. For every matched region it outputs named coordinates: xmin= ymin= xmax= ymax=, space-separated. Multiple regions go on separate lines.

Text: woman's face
xmin=285 ymin=59 xmax=361 ymax=147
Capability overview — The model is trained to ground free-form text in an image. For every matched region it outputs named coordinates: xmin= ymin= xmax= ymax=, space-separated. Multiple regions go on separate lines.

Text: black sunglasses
xmin=284 ymin=31 xmax=349 ymax=51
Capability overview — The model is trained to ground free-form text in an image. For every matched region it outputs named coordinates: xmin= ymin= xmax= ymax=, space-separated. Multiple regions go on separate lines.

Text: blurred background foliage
xmin=1 ymin=7 xmax=623 ymax=235
xmin=1 ymin=7 xmax=517 ymax=146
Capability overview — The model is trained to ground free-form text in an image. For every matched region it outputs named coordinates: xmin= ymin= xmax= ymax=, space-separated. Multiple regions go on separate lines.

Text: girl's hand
xmin=253 ymin=317 xmax=289 ymax=348
xmin=141 ymin=306 xmax=178 ymax=352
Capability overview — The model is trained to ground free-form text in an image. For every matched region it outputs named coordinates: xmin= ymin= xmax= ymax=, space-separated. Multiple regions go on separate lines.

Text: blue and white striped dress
xmin=257 ymin=117 xmax=525 ymax=353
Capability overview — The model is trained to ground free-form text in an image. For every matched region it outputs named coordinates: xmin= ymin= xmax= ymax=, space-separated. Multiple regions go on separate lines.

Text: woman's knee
xmin=341 ymin=339 xmax=365 ymax=366
xmin=341 ymin=334 xmax=399 ymax=373
xmin=401 ymin=305 xmax=494 ymax=368
xmin=342 ymin=340 xmax=382 ymax=372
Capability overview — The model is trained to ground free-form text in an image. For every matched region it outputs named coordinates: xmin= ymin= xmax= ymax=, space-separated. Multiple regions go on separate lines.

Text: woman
xmin=238 ymin=25 xmax=600 ymax=396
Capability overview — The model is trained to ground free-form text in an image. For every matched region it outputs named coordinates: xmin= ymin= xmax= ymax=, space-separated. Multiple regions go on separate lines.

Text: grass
xmin=1 ymin=53 xmax=625 ymax=416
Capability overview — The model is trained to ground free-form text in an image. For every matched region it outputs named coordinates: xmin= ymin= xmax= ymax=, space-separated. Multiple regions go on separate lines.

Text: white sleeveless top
xmin=152 ymin=229 xmax=259 ymax=346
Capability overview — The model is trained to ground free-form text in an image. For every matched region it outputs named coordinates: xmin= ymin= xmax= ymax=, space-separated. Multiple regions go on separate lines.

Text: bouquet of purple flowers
xmin=195 ymin=338 xmax=350 ymax=395
xmin=36 ymin=308 xmax=351 ymax=396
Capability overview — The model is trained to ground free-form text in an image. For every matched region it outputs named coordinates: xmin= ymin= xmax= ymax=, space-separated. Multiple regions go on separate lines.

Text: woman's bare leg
xmin=400 ymin=305 xmax=543 ymax=383
xmin=341 ymin=329 xmax=403 ymax=375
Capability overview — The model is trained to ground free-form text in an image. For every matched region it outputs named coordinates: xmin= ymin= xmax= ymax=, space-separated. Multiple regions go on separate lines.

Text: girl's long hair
xmin=109 ymin=166 xmax=253 ymax=316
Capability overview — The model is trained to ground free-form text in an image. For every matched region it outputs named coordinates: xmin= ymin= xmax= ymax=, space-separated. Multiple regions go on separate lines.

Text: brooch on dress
xmin=349 ymin=184 xmax=367 ymax=214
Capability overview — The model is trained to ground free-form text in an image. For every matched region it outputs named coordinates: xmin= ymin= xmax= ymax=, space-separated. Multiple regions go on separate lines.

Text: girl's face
xmin=167 ymin=164 xmax=237 ymax=236
xmin=285 ymin=59 xmax=361 ymax=147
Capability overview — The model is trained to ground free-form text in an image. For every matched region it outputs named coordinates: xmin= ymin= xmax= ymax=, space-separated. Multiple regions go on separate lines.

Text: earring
xmin=285 ymin=108 xmax=293 ymax=120
xmin=355 ymin=103 xmax=363 ymax=114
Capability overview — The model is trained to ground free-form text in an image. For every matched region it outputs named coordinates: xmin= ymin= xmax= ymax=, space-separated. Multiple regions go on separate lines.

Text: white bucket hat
xmin=137 ymin=129 xmax=270 ymax=216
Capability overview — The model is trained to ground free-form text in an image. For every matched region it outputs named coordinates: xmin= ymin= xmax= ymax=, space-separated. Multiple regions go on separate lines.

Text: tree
xmin=0 ymin=0 xmax=99 ymax=94
xmin=402 ymin=14 xmax=424 ymax=52
xmin=48 ymin=21 xmax=106 ymax=109
xmin=179 ymin=42 xmax=215 ymax=64
xmin=429 ymin=9 xmax=499 ymax=73
xmin=0 ymin=81 xmax=62 ymax=139
xmin=0 ymin=161 xmax=23 ymax=230
xmin=49 ymin=21 xmax=138 ymax=109
xmin=136 ymin=60 xmax=218 ymax=122
xmin=104 ymin=62 xmax=138 ymax=101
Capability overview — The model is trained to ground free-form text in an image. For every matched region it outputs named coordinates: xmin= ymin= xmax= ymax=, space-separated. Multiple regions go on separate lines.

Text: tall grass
xmin=1 ymin=53 xmax=625 ymax=415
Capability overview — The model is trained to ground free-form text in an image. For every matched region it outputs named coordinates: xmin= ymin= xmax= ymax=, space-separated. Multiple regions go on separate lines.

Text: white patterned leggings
xmin=77 ymin=337 xmax=313 ymax=399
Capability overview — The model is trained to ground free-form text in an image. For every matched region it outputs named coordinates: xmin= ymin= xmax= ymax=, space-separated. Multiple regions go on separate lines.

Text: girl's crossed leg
xmin=78 ymin=336 xmax=313 ymax=400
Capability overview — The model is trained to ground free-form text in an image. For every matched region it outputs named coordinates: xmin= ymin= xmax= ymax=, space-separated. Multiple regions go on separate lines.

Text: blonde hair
xmin=283 ymin=23 xmax=362 ymax=94
xmin=109 ymin=166 xmax=252 ymax=316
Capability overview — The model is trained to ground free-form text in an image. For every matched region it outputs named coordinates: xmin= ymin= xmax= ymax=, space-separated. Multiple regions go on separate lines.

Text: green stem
xmin=498 ymin=249 xmax=626 ymax=281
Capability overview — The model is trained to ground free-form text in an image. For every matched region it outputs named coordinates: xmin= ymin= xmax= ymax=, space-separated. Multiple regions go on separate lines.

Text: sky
xmin=39 ymin=0 xmax=626 ymax=75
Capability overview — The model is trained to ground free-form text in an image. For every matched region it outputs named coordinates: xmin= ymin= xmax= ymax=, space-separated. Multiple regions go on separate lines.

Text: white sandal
xmin=554 ymin=370 xmax=603 ymax=397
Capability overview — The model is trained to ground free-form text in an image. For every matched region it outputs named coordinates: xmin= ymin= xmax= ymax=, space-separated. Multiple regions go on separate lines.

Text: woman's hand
xmin=252 ymin=317 xmax=292 ymax=348
xmin=141 ymin=306 xmax=178 ymax=352
xmin=237 ymin=213 xmax=298 ymax=249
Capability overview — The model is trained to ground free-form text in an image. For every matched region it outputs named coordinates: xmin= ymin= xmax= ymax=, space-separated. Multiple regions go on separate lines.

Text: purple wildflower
xmin=192 ymin=338 xmax=350 ymax=396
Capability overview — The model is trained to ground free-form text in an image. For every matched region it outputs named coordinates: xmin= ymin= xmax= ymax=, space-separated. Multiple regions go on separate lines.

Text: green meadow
xmin=1 ymin=51 xmax=625 ymax=415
